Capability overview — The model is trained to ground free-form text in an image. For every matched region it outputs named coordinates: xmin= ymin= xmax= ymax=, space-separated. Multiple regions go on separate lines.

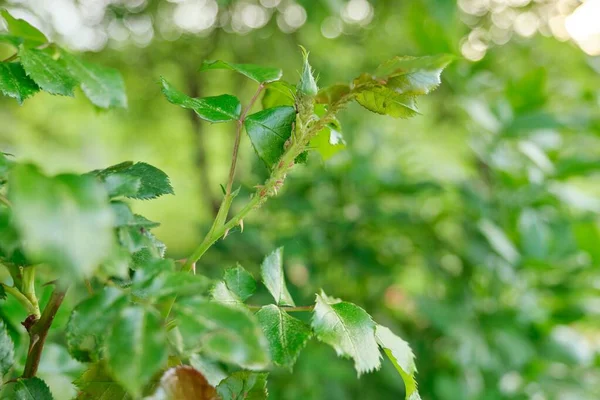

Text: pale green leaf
xmin=175 ymin=298 xmax=270 ymax=370
xmin=160 ymin=77 xmax=241 ymax=123
xmin=311 ymin=292 xmax=381 ymax=375
xmin=0 ymin=377 xmax=54 ymax=400
xmin=146 ymin=366 xmax=218 ymax=400
xmin=106 ymin=306 xmax=168 ymax=397
xmin=260 ymin=247 xmax=295 ymax=307
xmin=261 ymin=81 xmax=295 ymax=109
xmin=210 ymin=281 xmax=243 ymax=307
xmin=375 ymin=325 xmax=420 ymax=400
xmin=244 ymin=106 xmax=296 ymax=168
xmin=200 ymin=60 xmax=282 ymax=83
xmin=133 ymin=271 xmax=212 ymax=301
xmin=94 ymin=161 xmax=174 ymax=200
xmin=60 ymin=51 xmax=127 ymax=109
xmin=216 ymin=371 xmax=268 ymax=400
xmin=375 ymin=54 xmax=453 ymax=95
xmin=9 ymin=164 xmax=115 ymax=278
xmin=189 ymin=354 xmax=227 ymax=387
xmin=0 ymin=62 xmax=39 ymax=104
xmin=256 ymin=305 xmax=312 ymax=369
xmin=0 ymin=10 xmax=47 ymax=46
xmin=223 ymin=265 xmax=256 ymax=301
xmin=0 ymin=34 xmax=23 ymax=47
xmin=0 ymin=319 xmax=14 ymax=377
xmin=74 ymin=363 xmax=132 ymax=400
xmin=18 ymin=47 xmax=78 ymax=96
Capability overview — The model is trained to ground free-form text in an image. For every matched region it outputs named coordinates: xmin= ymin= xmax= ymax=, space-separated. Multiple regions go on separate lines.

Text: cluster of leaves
xmin=0 ymin=25 xmax=450 ymax=399
xmin=0 ymin=10 xmax=126 ymax=108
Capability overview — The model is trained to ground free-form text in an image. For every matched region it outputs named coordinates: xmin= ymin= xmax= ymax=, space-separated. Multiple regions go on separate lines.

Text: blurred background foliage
xmin=2 ymin=0 xmax=600 ymax=399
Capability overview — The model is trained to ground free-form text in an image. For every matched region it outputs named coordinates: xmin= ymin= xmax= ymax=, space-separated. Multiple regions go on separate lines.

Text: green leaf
xmin=74 ymin=363 xmax=132 ymax=399
xmin=354 ymin=84 xmax=419 ymax=119
xmin=9 ymin=164 xmax=115 ymax=278
xmin=18 ymin=47 xmax=78 ymax=96
xmin=189 ymin=354 xmax=227 ymax=387
xmin=223 ymin=265 xmax=256 ymax=301
xmin=245 ymin=106 xmax=296 ymax=168
xmin=0 ymin=318 xmax=14 ymax=376
xmin=175 ymin=298 xmax=270 ymax=369
xmin=0 ymin=62 xmax=39 ymax=104
xmin=0 ymin=10 xmax=47 ymax=47
xmin=94 ymin=161 xmax=174 ymax=200
xmin=0 ymin=377 xmax=54 ymax=400
xmin=66 ymin=287 xmax=128 ymax=362
xmin=311 ymin=292 xmax=381 ymax=375
xmin=146 ymin=366 xmax=218 ymax=400
xmin=160 ymin=77 xmax=241 ymax=123
xmin=375 ymin=325 xmax=420 ymax=400
xmin=256 ymin=305 xmax=312 ymax=369
xmin=200 ymin=60 xmax=282 ymax=84
xmin=133 ymin=271 xmax=212 ymax=301
xmin=260 ymin=247 xmax=295 ymax=307
xmin=375 ymin=54 xmax=453 ymax=95
xmin=59 ymin=51 xmax=127 ymax=109
xmin=0 ymin=34 xmax=23 ymax=47
xmin=211 ymin=281 xmax=243 ymax=307
xmin=261 ymin=81 xmax=295 ymax=109
xmin=216 ymin=371 xmax=268 ymax=400
xmin=106 ymin=306 xmax=168 ymax=397
xmin=316 ymin=84 xmax=350 ymax=105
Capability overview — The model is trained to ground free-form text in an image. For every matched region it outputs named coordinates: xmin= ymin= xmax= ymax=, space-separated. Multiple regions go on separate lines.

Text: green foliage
xmin=18 ymin=47 xmax=78 ymax=96
xmin=0 ymin=319 xmax=14 ymax=377
xmin=94 ymin=162 xmax=174 ymax=200
xmin=0 ymin=377 xmax=54 ymax=400
xmin=0 ymin=10 xmax=47 ymax=46
xmin=0 ymin=62 xmax=39 ymax=104
xmin=244 ymin=106 xmax=296 ymax=168
xmin=376 ymin=326 xmax=419 ymax=400
xmin=73 ymin=363 xmax=131 ymax=399
xmin=223 ymin=265 xmax=256 ymax=301
xmin=200 ymin=60 xmax=282 ymax=84
xmin=260 ymin=247 xmax=295 ymax=306
xmin=216 ymin=371 xmax=268 ymax=400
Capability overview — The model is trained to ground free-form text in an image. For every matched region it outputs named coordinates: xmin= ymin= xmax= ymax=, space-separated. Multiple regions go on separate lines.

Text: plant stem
xmin=0 ymin=283 xmax=39 ymax=317
xmin=21 ymin=267 xmax=40 ymax=317
xmin=22 ymin=285 xmax=68 ymax=378
xmin=247 ymin=304 xmax=314 ymax=312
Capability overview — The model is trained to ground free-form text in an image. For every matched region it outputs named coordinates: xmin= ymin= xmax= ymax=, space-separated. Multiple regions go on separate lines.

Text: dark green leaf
xmin=244 ymin=106 xmax=296 ymax=168
xmin=9 ymin=164 xmax=115 ymax=278
xmin=260 ymin=247 xmax=295 ymax=307
xmin=160 ymin=77 xmax=241 ymax=123
xmin=94 ymin=161 xmax=174 ymax=200
xmin=223 ymin=265 xmax=256 ymax=301
xmin=200 ymin=60 xmax=282 ymax=84
xmin=256 ymin=305 xmax=312 ymax=369
xmin=311 ymin=292 xmax=381 ymax=375
xmin=0 ymin=377 xmax=54 ymax=400
xmin=0 ymin=10 xmax=47 ymax=46
xmin=261 ymin=81 xmax=295 ymax=109
xmin=0 ymin=62 xmax=39 ymax=104
xmin=0 ymin=319 xmax=14 ymax=376
xmin=147 ymin=366 xmax=218 ymax=400
xmin=106 ymin=306 xmax=168 ymax=397
xmin=18 ymin=47 xmax=78 ymax=96
xmin=74 ymin=363 xmax=132 ymax=400
xmin=216 ymin=371 xmax=268 ymax=400
xmin=60 ymin=51 xmax=127 ymax=109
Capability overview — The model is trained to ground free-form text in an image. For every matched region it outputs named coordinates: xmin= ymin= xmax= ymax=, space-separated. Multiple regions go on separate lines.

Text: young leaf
xmin=200 ymin=60 xmax=282 ymax=84
xmin=66 ymin=287 xmax=128 ymax=362
xmin=354 ymin=85 xmax=419 ymax=119
xmin=310 ymin=123 xmax=346 ymax=161
xmin=0 ymin=319 xmax=14 ymax=376
xmin=260 ymin=247 xmax=295 ymax=307
xmin=18 ymin=47 xmax=78 ymax=96
xmin=9 ymin=164 xmax=115 ymax=278
xmin=0 ymin=377 xmax=54 ymax=399
xmin=311 ymin=292 xmax=381 ymax=375
xmin=106 ymin=306 xmax=168 ymax=397
xmin=375 ymin=325 xmax=420 ymax=400
xmin=374 ymin=54 xmax=453 ymax=95
xmin=223 ymin=264 xmax=256 ymax=301
xmin=0 ymin=62 xmax=39 ymax=104
xmin=175 ymin=298 xmax=270 ymax=370
xmin=59 ymin=51 xmax=127 ymax=109
xmin=216 ymin=371 xmax=268 ymax=400
xmin=261 ymin=81 xmax=295 ymax=109
xmin=147 ymin=366 xmax=218 ymax=400
xmin=74 ymin=363 xmax=132 ymax=400
xmin=256 ymin=305 xmax=312 ymax=369
xmin=0 ymin=10 xmax=47 ymax=47
xmin=244 ymin=106 xmax=296 ymax=168
xmin=160 ymin=77 xmax=241 ymax=123
xmin=94 ymin=161 xmax=174 ymax=200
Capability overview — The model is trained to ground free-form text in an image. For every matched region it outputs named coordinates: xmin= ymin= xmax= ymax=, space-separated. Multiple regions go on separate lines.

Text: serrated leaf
xmin=0 ymin=10 xmax=47 ymax=47
xmin=262 ymin=81 xmax=295 ymax=109
xmin=311 ymin=292 xmax=381 ymax=375
xmin=223 ymin=265 xmax=256 ymax=301
xmin=211 ymin=281 xmax=243 ymax=307
xmin=256 ymin=305 xmax=311 ymax=369
xmin=260 ymin=247 xmax=295 ymax=307
xmin=94 ymin=161 xmax=174 ymax=200
xmin=0 ymin=377 xmax=54 ymax=399
xmin=354 ymin=85 xmax=419 ymax=119
xmin=200 ymin=60 xmax=282 ymax=84
xmin=216 ymin=371 xmax=268 ymax=400
xmin=375 ymin=325 xmax=420 ymax=400
xmin=175 ymin=298 xmax=269 ymax=370
xmin=9 ymin=164 xmax=115 ymax=278
xmin=244 ymin=106 xmax=296 ymax=168
xmin=110 ymin=202 xmax=159 ymax=229
xmin=147 ymin=366 xmax=218 ymax=400
xmin=59 ymin=51 xmax=127 ymax=109
xmin=74 ymin=363 xmax=132 ymax=400
xmin=0 ymin=319 xmax=14 ymax=376
xmin=375 ymin=54 xmax=453 ymax=95
xmin=133 ymin=271 xmax=212 ymax=301
xmin=0 ymin=62 xmax=39 ymax=104
xmin=189 ymin=354 xmax=227 ymax=387
xmin=67 ymin=287 xmax=128 ymax=362
xmin=160 ymin=77 xmax=241 ymax=123
xmin=106 ymin=306 xmax=168 ymax=397
xmin=104 ymin=174 xmax=141 ymax=199
xmin=18 ymin=47 xmax=78 ymax=96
